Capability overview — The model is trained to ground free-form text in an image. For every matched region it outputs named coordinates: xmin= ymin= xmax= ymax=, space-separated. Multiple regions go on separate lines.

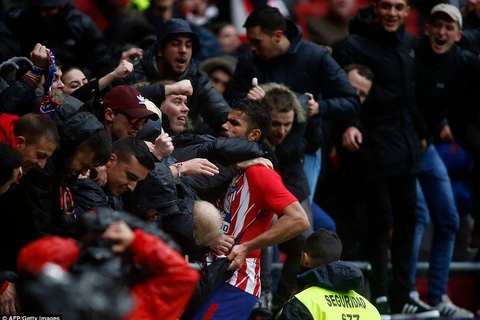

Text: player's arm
xmin=228 ymin=201 xmax=309 ymax=270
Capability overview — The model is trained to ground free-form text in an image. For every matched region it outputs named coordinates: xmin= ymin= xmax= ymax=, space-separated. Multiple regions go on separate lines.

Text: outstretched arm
xmin=228 ymin=201 xmax=309 ymax=270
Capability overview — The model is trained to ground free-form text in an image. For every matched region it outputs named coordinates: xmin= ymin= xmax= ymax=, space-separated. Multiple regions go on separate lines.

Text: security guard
xmin=278 ymin=229 xmax=381 ymax=320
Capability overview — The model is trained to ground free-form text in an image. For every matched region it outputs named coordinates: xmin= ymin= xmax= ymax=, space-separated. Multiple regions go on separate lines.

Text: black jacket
xmin=459 ymin=13 xmax=480 ymax=55
xmin=279 ymin=261 xmax=365 ymax=320
xmin=459 ymin=28 xmax=480 ymax=56
xmin=171 ymin=133 xmax=268 ymax=202
xmin=268 ymin=95 xmax=310 ymax=201
xmin=22 ymin=110 xmax=108 ymax=233
xmin=416 ymin=39 xmax=480 ymax=140
xmin=0 ymin=110 xmax=107 ymax=281
xmin=274 ymin=123 xmax=310 ymax=201
xmin=132 ymin=162 xmax=180 ymax=215
xmin=127 ymin=162 xmax=199 ymax=255
xmin=333 ymin=5 xmax=424 ymax=176
xmin=226 ymin=19 xmax=359 ymax=122
xmin=172 ymin=133 xmax=265 ymax=165
xmin=5 ymin=2 xmax=115 ymax=77
xmin=0 ymin=78 xmax=36 ymax=115
xmin=0 ymin=20 xmax=22 ymax=63
xmin=130 ymin=162 xmax=197 ymax=255
xmin=73 ymin=178 xmax=124 ymax=216
xmin=416 ymin=39 xmax=480 ymax=158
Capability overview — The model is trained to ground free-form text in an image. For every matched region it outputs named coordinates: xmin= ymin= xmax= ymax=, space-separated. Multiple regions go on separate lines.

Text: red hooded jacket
xmin=0 ymin=113 xmax=19 ymax=147
xmin=17 ymin=230 xmax=200 ymax=320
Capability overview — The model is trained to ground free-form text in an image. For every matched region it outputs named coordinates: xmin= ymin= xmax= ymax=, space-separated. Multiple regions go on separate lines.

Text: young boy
xmin=412 ymin=4 xmax=478 ymax=317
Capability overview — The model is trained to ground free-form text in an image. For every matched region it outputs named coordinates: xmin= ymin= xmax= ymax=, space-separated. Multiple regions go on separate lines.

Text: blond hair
xmin=193 ymin=200 xmax=223 ymax=246
xmin=261 ymin=83 xmax=306 ymax=123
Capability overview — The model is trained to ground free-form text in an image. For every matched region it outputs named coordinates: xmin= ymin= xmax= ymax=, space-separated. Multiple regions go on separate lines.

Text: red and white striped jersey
xmin=217 ymin=165 xmax=297 ymax=296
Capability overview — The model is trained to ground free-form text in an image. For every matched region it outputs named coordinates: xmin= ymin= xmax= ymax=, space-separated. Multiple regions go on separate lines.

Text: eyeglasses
xmin=116 ymin=111 xmax=149 ymax=127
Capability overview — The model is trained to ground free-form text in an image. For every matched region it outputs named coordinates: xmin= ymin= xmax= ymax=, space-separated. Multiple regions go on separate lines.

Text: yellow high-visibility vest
xmin=291 ymin=286 xmax=381 ymax=320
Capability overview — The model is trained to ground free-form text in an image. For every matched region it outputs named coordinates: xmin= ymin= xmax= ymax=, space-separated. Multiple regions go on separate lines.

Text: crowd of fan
xmin=0 ymin=0 xmax=479 ymax=319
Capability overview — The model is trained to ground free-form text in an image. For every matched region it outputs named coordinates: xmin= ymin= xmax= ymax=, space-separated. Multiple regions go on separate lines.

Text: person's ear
xmin=104 ymin=108 xmax=115 ymax=122
xmin=273 ymin=30 xmax=283 ymax=43
xmin=16 ymin=136 xmax=26 ymax=151
xmin=405 ymin=5 xmax=410 ymax=17
xmin=455 ymin=30 xmax=463 ymax=42
xmin=301 ymin=252 xmax=311 ymax=268
xmin=156 ymin=49 xmax=164 ymax=58
xmin=248 ymin=129 xmax=261 ymax=141
xmin=105 ymin=153 xmax=117 ymax=169
xmin=425 ymin=24 xmax=431 ymax=37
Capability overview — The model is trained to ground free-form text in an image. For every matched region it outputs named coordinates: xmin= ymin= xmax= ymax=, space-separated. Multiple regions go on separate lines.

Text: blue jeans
xmin=304 ymin=149 xmax=322 ymax=204
xmin=411 ymin=145 xmax=460 ymax=305
xmin=312 ymin=202 xmax=336 ymax=232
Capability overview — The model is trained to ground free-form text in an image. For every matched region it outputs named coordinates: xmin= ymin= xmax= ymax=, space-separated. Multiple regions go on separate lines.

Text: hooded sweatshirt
xmin=123 ymin=19 xmax=229 ymax=136
xmin=279 ymin=261 xmax=381 ymax=320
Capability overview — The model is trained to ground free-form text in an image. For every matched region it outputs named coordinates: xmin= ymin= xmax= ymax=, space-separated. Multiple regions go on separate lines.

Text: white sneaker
xmin=432 ymin=294 xmax=474 ymax=318
xmin=391 ymin=295 xmax=440 ymax=319
xmin=409 ymin=291 xmax=435 ymax=310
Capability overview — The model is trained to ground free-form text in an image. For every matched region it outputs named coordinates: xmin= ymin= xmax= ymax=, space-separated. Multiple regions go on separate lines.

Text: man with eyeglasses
xmin=101 ymin=85 xmax=159 ymax=142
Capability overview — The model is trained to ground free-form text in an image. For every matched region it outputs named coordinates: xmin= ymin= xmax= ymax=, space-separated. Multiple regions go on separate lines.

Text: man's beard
xmin=51 ymin=89 xmax=67 ymax=104
xmin=166 ymin=61 xmax=186 ymax=77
